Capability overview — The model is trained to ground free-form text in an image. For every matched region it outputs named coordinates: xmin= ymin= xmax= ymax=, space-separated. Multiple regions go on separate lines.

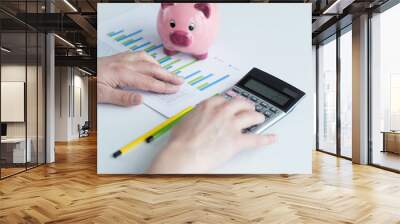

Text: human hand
xmin=97 ymin=51 xmax=183 ymax=106
xmin=148 ymin=96 xmax=277 ymax=174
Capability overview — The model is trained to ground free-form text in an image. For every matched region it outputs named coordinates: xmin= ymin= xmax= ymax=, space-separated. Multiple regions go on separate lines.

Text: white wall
xmin=1 ymin=65 xmax=26 ymax=130
xmin=71 ymin=73 xmax=89 ymax=138
xmin=54 ymin=67 xmax=89 ymax=141
xmin=55 ymin=67 xmax=69 ymax=141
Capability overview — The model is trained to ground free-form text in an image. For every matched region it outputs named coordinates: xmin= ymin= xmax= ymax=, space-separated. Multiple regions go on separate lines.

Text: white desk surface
xmin=97 ymin=3 xmax=314 ymax=174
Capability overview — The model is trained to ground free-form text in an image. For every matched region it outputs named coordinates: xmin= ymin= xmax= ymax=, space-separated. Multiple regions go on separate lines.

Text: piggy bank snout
xmin=170 ymin=31 xmax=191 ymax=47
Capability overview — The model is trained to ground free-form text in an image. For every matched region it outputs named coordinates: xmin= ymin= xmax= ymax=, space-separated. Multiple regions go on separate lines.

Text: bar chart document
xmin=99 ymin=6 xmax=243 ymax=117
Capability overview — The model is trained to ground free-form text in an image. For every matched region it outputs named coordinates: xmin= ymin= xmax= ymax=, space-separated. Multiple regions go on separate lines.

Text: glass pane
xmin=26 ymin=0 xmax=39 ymax=169
xmin=27 ymin=31 xmax=38 ymax=169
xmin=371 ymin=4 xmax=400 ymax=171
xmin=318 ymin=37 xmax=337 ymax=154
xmin=38 ymin=32 xmax=45 ymax=165
xmin=1 ymin=31 xmax=27 ymax=177
xmin=340 ymin=30 xmax=352 ymax=158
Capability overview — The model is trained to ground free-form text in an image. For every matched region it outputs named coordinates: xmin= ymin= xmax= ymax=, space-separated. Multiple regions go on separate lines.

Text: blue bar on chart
xmin=175 ymin=70 xmax=181 ymax=75
xmin=122 ymin=37 xmax=143 ymax=46
xmin=190 ymin=73 xmax=213 ymax=86
xmin=108 ymin=30 xmax=124 ymax=37
xmin=115 ymin=29 xmax=143 ymax=42
xmin=184 ymin=70 xmax=201 ymax=80
xmin=158 ymin=56 xmax=171 ymax=64
xmin=131 ymin=42 xmax=151 ymax=51
xmin=199 ymin=75 xmax=230 ymax=91
xmin=145 ymin=44 xmax=163 ymax=53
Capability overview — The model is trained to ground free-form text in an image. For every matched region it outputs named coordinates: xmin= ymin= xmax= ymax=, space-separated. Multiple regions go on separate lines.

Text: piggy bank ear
xmin=194 ymin=3 xmax=211 ymax=18
xmin=161 ymin=3 xmax=174 ymax=9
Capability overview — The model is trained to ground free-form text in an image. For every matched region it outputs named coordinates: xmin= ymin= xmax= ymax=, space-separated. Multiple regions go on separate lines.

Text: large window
xmin=318 ymin=37 xmax=337 ymax=155
xmin=371 ymin=3 xmax=400 ymax=171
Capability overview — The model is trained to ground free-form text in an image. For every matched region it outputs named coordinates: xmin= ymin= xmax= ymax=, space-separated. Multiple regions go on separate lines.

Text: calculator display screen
xmin=243 ymin=79 xmax=290 ymax=106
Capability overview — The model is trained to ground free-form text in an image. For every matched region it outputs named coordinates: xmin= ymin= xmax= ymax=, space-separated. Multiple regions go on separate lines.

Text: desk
xmin=382 ymin=131 xmax=400 ymax=154
xmin=1 ymin=138 xmax=32 ymax=164
xmin=97 ymin=4 xmax=314 ymax=174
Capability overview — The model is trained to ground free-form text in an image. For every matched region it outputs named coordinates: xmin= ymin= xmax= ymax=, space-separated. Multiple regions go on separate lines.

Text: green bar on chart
xmin=151 ymin=52 xmax=157 ymax=57
xmin=172 ymin=60 xmax=197 ymax=74
xmin=188 ymin=75 xmax=204 ymax=85
xmin=158 ymin=56 xmax=170 ymax=63
xmin=144 ymin=45 xmax=156 ymax=52
xmin=114 ymin=34 xmax=126 ymax=41
xmin=197 ymin=82 xmax=209 ymax=90
xmin=122 ymin=38 xmax=132 ymax=46
xmin=163 ymin=59 xmax=181 ymax=68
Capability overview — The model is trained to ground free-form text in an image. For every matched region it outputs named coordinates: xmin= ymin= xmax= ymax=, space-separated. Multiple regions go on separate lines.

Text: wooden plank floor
xmin=1 ymin=135 xmax=400 ymax=224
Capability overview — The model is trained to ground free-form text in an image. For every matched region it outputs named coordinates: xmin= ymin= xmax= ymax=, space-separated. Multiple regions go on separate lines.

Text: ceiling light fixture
xmin=78 ymin=67 xmax=93 ymax=76
xmin=322 ymin=0 xmax=354 ymax=15
xmin=1 ymin=47 xmax=11 ymax=53
xmin=54 ymin=34 xmax=75 ymax=48
xmin=76 ymin=48 xmax=85 ymax=55
xmin=0 ymin=47 xmax=11 ymax=53
xmin=63 ymin=0 xmax=78 ymax=12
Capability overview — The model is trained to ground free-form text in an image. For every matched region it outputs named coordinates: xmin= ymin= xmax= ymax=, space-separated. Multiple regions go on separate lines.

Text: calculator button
xmin=232 ymin=87 xmax=240 ymax=93
xmin=255 ymin=105 xmax=263 ymax=112
xmin=269 ymin=108 xmax=277 ymax=113
xmin=250 ymin=96 xmax=258 ymax=102
xmin=225 ymin=90 xmax=237 ymax=97
xmin=249 ymin=125 xmax=258 ymax=132
xmin=223 ymin=94 xmax=232 ymax=100
xmin=264 ymin=111 xmax=272 ymax=117
xmin=237 ymin=95 xmax=248 ymax=101
xmin=261 ymin=102 xmax=267 ymax=107
xmin=241 ymin=92 xmax=249 ymax=97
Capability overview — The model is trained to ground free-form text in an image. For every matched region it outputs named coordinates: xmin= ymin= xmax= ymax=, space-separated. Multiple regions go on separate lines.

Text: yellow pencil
xmin=112 ymin=106 xmax=193 ymax=158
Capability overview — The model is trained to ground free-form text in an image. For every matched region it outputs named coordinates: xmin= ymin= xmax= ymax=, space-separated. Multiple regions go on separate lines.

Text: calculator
xmin=223 ymin=68 xmax=306 ymax=134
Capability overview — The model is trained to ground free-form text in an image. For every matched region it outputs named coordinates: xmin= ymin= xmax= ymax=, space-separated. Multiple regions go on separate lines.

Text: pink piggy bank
xmin=157 ymin=3 xmax=219 ymax=60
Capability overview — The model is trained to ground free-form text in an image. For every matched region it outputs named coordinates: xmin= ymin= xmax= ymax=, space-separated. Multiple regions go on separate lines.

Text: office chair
xmin=79 ymin=121 xmax=90 ymax=138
